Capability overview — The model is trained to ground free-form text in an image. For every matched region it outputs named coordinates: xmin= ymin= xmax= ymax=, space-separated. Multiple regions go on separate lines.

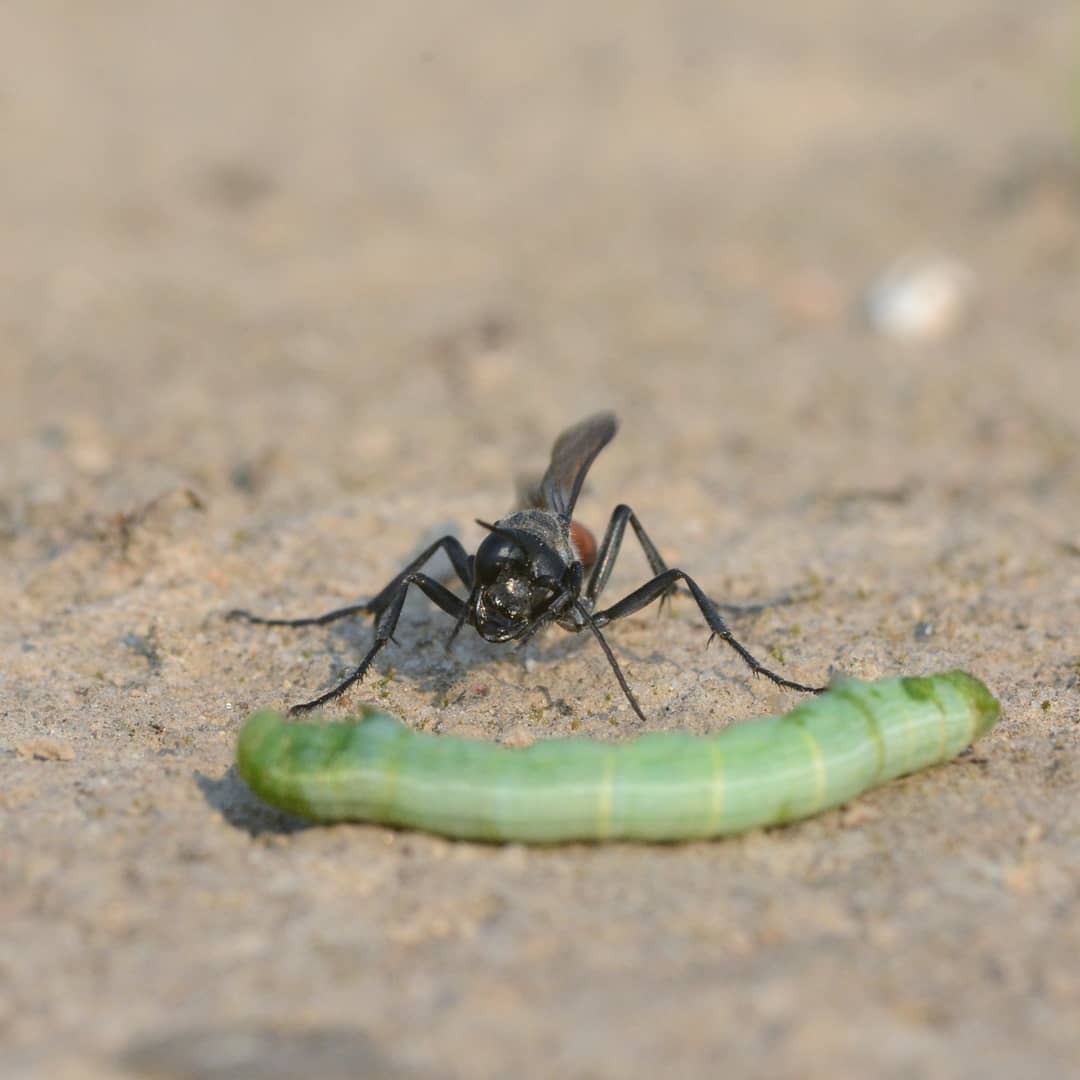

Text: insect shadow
xmin=228 ymin=412 xmax=825 ymax=720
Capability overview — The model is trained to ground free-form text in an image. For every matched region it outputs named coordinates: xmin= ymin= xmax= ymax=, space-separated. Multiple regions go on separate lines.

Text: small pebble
xmin=863 ymin=253 xmax=974 ymax=341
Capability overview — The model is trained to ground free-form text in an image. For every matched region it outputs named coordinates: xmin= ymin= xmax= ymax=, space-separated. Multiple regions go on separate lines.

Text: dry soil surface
xmin=2 ymin=4 xmax=1079 ymax=1078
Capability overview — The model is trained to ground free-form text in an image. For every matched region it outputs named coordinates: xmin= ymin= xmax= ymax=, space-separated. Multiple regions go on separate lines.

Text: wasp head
xmin=471 ymin=526 xmax=571 ymax=642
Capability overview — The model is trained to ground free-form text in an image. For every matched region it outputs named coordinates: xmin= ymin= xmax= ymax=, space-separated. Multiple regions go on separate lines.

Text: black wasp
xmin=228 ymin=412 xmax=824 ymax=718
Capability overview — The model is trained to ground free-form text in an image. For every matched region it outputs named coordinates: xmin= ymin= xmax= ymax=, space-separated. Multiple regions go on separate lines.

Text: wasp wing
xmin=537 ymin=412 xmax=617 ymax=520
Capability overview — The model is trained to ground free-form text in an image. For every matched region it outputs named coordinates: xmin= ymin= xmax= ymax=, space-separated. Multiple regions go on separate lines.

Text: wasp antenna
xmin=475 ymin=519 xmax=520 ymax=544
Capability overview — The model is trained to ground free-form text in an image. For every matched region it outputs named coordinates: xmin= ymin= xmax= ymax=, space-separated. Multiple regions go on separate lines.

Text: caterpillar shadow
xmin=119 ymin=1022 xmax=450 ymax=1080
xmin=195 ymin=765 xmax=314 ymax=837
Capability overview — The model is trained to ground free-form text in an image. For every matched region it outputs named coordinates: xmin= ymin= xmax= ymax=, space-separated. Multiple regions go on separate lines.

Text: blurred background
xmin=2 ymin=4 xmax=1078 ymax=1078
xmin=3 ymin=1 xmax=1076 ymax=529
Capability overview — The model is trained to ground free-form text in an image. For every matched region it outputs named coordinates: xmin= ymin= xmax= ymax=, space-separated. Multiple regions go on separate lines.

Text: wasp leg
xmin=227 ymin=535 xmax=473 ymax=627
xmin=288 ymin=572 xmax=466 ymax=714
xmin=585 ymin=505 xmax=674 ymax=608
xmin=586 ymin=509 xmax=813 ymax=621
xmin=591 ymin=569 xmax=826 ymax=695
xmin=569 ymin=600 xmax=648 ymax=723
xmin=364 ymin=537 xmax=474 ymax=618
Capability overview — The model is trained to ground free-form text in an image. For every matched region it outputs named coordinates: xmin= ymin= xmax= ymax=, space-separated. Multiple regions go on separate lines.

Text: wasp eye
xmin=475 ymin=532 xmax=522 ymax=584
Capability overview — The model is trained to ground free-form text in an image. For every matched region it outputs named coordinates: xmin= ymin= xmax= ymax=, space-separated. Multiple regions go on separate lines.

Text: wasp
xmin=228 ymin=412 xmax=824 ymax=717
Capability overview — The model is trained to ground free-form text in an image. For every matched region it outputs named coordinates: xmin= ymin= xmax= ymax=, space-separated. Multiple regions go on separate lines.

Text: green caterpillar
xmin=236 ymin=672 xmax=999 ymax=844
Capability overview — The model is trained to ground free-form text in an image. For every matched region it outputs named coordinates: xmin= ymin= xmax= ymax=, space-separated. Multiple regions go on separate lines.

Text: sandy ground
xmin=2 ymin=3 xmax=1079 ymax=1077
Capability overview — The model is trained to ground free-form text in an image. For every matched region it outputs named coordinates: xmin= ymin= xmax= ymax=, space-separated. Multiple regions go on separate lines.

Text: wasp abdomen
xmin=570 ymin=520 xmax=597 ymax=569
